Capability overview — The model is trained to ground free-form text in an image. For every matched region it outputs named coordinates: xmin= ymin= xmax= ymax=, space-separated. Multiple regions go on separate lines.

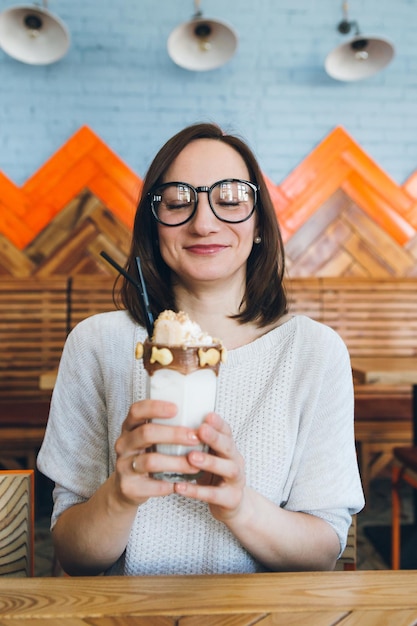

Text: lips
xmin=184 ymin=244 xmax=227 ymax=255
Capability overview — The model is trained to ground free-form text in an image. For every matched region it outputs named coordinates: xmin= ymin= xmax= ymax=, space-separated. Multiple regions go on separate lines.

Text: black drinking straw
xmin=100 ymin=251 xmax=154 ymax=336
xmin=135 ymin=255 xmax=155 ymax=336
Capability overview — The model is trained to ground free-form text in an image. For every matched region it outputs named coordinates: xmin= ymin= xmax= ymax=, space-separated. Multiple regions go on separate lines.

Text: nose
xmin=189 ymin=189 xmax=219 ymax=233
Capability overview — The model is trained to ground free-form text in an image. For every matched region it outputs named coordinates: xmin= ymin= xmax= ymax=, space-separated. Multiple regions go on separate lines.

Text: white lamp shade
xmin=325 ymin=34 xmax=395 ymax=82
xmin=0 ymin=4 xmax=70 ymax=65
xmin=167 ymin=17 xmax=238 ymax=71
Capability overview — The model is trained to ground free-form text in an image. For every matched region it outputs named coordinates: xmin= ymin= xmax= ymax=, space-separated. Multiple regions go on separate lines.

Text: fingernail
xmin=190 ymin=451 xmax=204 ymax=464
xmin=188 ymin=432 xmax=199 ymax=442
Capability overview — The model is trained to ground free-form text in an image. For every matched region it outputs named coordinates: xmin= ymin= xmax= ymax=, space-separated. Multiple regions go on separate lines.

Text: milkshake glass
xmin=136 ymin=310 xmax=226 ymax=482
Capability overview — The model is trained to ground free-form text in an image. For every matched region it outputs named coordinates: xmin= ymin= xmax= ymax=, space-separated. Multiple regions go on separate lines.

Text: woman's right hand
xmin=113 ymin=399 xmax=202 ymax=506
xmin=53 ymin=398 xmax=201 ymax=576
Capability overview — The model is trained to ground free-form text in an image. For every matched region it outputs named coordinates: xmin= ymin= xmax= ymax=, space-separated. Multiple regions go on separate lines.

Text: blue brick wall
xmin=0 ymin=0 xmax=415 ymax=186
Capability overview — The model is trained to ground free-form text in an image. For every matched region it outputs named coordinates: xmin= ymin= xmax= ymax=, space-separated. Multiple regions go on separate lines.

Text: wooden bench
xmin=2 ymin=274 xmax=415 ymax=499
xmin=70 ymin=275 xmax=120 ymax=327
xmin=287 ymin=277 xmax=417 ymax=500
xmin=0 ymin=276 xmax=117 ymax=470
xmin=0 ymin=278 xmax=68 ymax=402
xmin=0 ymin=278 xmax=68 ymax=469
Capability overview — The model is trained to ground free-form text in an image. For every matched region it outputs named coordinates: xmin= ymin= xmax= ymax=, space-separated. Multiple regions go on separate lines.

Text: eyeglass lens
xmin=151 ymin=180 xmax=256 ymax=225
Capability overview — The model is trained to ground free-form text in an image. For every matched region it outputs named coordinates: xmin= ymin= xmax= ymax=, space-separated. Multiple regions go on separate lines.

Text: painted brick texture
xmin=0 ymin=0 xmax=415 ymax=185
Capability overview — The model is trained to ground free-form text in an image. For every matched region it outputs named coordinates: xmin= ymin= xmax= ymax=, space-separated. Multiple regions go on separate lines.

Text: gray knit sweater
xmin=37 ymin=310 xmax=364 ymax=575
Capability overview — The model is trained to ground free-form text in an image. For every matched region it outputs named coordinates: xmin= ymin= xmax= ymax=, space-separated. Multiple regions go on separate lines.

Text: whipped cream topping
xmin=152 ymin=310 xmax=215 ymax=347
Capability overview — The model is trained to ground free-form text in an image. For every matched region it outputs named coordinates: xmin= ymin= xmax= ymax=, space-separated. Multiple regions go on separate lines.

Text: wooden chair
xmin=391 ymin=447 xmax=417 ymax=569
xmin=335 ymin=515 xmax=357 ymax=571
xmin=391 ymin=383 xmax=417 ymax=570
xmin=0 ymin=470 xmax=34 ymax=577
xmin=354 ymin=383 xmax=413 ymax=502
xmin=0 ymin=401 xmax=50 ymax=470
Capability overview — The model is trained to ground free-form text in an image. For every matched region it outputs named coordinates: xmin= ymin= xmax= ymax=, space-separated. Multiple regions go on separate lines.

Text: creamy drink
xmin=135 ymin=310 xmax=226 ymax=482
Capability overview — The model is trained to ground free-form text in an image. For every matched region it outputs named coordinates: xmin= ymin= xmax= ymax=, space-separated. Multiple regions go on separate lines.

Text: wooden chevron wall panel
xmin=0 ymin=125 xmax=417 ymax=278
xmin=0 ymin=126 xmax=140 ymax=251
xmin=285 ymin=190 xmax=417 ymax=278
xmin=0 ymin=191 xmax=131 ymax=278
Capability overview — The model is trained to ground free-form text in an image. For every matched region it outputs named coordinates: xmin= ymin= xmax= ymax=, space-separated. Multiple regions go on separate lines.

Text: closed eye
xmin=165 ymin=201 xmax=193 ymax=211
xmin=217 ymin=200 xmax=240 ymax=208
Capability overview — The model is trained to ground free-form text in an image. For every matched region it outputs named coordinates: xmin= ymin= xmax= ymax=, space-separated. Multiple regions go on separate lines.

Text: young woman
xmin=37 ymin=122 xmax=364 ymax=576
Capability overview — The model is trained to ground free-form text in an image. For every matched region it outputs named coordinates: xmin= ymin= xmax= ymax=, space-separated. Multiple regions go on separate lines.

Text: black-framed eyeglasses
xmin=148 ymin=178 xmax=259 ymax=227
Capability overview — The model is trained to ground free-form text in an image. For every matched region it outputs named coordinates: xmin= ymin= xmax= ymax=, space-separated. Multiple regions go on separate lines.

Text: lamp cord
xmin=194 ymin=0 xmax=201 ymax=15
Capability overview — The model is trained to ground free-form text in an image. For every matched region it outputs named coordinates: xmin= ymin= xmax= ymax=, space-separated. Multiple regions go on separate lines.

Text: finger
xmin=187 ymin=449 xmax=242 ymax=482
xmin=113 ymin=452 xmax=176 ymax=502
xmin=129 ymin=450 xmax=201 ymax=478
xmin=133 ymin=422 xmax=202 ymax=452
xmin=202 ymin=412 xmax=232 ymax=435
xmin=116 ymin=419 xmax=203 ymax=460
xmin=174 ymin=480 xmax=242 ymax=512
xmin=122 ymin=399 xmax=178 ymax=432
xmin=197 ymin=421 xmax=235 ymax=460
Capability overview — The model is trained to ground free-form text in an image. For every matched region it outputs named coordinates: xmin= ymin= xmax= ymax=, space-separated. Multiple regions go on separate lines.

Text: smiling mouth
xmin=185 ymin=244 xmax=227 ymax=255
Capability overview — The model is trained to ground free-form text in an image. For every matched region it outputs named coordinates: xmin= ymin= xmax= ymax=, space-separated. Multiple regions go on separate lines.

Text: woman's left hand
xmin=173 ymin=412 xmax=246 ymax=523
xmin=174 ymin=412 xmax=340 ymax=571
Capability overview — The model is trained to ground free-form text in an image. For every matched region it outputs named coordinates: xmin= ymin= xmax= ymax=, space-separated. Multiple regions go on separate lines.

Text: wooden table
xmin=42 ymin=359 xmax=417 ymax=390
xmin=1 ymin=572 xmax=417 ymax=625
xmin=351 ymin=357 xmax=417 ymax=385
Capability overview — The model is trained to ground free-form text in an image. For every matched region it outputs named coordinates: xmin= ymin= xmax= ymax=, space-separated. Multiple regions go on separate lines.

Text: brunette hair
xmin=120 ymin=122 xmax=287 ymax=327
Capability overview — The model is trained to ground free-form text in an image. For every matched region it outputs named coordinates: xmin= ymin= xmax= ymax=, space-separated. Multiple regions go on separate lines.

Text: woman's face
xmin=156 ymin=139 xmax=258 ymax=291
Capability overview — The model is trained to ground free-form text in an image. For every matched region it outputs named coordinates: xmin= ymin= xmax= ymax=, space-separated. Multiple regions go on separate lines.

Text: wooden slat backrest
xmin=0 ymin=470 xmax=34 ymax=577
xmin=69 ymin=276 xmax=121 ymax=329
xmin=287 ymin=277 xmax=417 ymax=498
xmin=2 ymin=275 xmax=415 ymax=399
xmin=321 ymin=278 xmax=417 ymax=358
xmin=285 ymin=277 xmax=323 ymax=323
xmin=0 ymin=278 xmax=68 ymax=399
xmin=287 ymin=277 xmax=417 ymax=359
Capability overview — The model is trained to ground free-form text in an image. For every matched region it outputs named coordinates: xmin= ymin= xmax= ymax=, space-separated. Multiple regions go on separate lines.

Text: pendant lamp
xmin=167 ymin=0 xmax=238 ymax=71
xmin=325 ymin=1 xmax=394 ymax=81
xmin=0 ymin=1 xmax=70 ymax=65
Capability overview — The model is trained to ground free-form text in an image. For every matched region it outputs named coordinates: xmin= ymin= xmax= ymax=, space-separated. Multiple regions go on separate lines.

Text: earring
xmin=254 ymin=236 xmax=261 ymax=244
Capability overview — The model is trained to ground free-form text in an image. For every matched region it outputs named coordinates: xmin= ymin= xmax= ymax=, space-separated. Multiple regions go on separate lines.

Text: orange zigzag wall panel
xmin=1 ymin=125 xmax=417 ymax=250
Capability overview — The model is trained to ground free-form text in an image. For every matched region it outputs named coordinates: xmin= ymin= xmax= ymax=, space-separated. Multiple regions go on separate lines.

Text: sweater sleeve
xmin=36 ymin=311 xmax=139 ymax=528
xmin=281 ymin=322 xmax=365 ymax=554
